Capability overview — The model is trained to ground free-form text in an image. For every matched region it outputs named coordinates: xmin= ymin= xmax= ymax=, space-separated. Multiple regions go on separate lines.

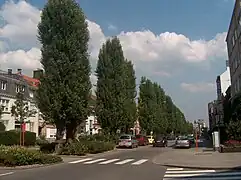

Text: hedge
xmin=0 ymin=145 xmax=63 ymax=166
xmin=61 ymin=140 xmax=115 ymax=155
xmin=0 ymin=130 xmax=36 ymax=146
xmin=39 ymin=135 xmax=116 ymax=155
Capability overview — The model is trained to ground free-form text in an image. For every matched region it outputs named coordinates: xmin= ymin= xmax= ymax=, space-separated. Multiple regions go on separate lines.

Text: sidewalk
xmin=153 ymin=147 xmax=241 ymax=170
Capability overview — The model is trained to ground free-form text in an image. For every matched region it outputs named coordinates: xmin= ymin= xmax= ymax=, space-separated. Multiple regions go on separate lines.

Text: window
xmin=232 ymin=36 xmax=235 ymax=47
xmin=16 ymin=85 xmax=20 ymax=93
xmin=14 ymin=121 xmax=21 ymax=130
xmin=235 ymin=30 xmax=238 ymax=40
xmin=1 ymin=81 xmax=6 ymax=90
xmin=30 ymin=122 xmax=34 ymax=132
xmin=0 ymin=99 xmax=9 ymax=112
xmin=16 ymin=85 xmax=25 ymax=93
xmin=29 ymin=91 xmax=34 ymax=98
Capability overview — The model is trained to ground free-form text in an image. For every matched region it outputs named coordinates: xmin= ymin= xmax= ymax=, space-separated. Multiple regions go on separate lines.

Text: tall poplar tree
xmin=96 ymin=37 xmax=126 ymax=134
xmin=37 ymin=0 xmax=91 ymax=142
xmin=122 ymin=60 xmax=137 ymax=133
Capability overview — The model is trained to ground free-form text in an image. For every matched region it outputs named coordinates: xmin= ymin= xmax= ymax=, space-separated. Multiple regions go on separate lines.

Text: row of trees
xmin=35 ymin=0 xmax=192 ymax=143
xmin=138 ymin=77 xmax=193 ymax=135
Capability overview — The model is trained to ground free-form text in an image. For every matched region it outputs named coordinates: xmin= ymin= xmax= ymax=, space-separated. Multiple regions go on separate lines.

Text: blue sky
xmin=0 ymin=0 xmax=235 ymax=123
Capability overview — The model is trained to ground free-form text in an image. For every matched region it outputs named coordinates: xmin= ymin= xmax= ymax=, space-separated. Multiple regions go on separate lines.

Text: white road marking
xmin=83 ymin=158 xmax=106 ymax=164
xmin=0 ymin=172 xmax=14 ymax=177
xmin=131 ymin=159 xmax=148 ymax=165
xmin=115 ymin=159 xmax=135 ymax=165
xmin=166 ymin=170 xmax=215 ymax=174
xmin=68 ymin=158 xmax=93 ymax=164
xmin=99 ymin=159 xmax=120 ymax=164
xmin=166 ymin=168 xmax=183 ymax=171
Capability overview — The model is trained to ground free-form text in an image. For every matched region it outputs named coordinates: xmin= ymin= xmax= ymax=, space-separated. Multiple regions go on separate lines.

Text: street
xmin=0 ymin=146 xmax=167 ymax=180
xmin=1 ymin=142 xmax=241 ymax=180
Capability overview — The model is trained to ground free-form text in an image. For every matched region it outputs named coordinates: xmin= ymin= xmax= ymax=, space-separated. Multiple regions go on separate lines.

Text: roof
xmin=18 ymin=74 xmax=40 ymax=87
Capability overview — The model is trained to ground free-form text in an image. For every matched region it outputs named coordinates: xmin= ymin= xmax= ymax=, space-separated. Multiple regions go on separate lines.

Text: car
xmin=135 ymin=134 xmax=149 ymax=146
xmin=147 ymin=135 xmax=154 ymax=144
xmin=153 ymin=135 xmax=167 ymax=147
xmin=187 ymin=135 xmax=195 ymax=144
xmin=175 ymin=136 xmax=191 ymax=148
xmin=118 ymin=134 xmax=138 ymax=148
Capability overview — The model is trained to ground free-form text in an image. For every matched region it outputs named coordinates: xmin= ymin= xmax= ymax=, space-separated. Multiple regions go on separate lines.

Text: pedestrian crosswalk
xmin=69 ymin=158 xmax=148 ymax=166
xmin=163 ymin=168 xmax=241 ymax=179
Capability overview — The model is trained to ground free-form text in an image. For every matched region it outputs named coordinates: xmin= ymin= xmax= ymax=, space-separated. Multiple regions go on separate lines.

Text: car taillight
xmin=140 ymin=137 xmax=144 ymax=140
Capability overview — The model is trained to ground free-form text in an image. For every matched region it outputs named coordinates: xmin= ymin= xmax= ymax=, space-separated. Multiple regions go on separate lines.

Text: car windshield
xmin=147 ymin=136 xmax=152 ymax=138
xmin=119 ymin=135 xmax=131 ymax=140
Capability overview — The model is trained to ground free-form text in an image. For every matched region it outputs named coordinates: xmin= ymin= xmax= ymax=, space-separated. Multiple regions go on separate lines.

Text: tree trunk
xmin=66 ymin=121 xmax=77 ymax=144
xmin=55 ymin=124 xmax=65 ymax=154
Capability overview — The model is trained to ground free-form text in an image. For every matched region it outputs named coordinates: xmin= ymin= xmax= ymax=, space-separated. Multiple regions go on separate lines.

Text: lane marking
xmin=69 ymin=158 xmax=93 ymax=164
xmin=164 ymin=173 xmax=209 ymax=178
xmin=115 ymin=159 xmax=135 ymax=165
xmin=166 ymin=168 xmax=183 ymax=171
xmin=83 ymin=159 xmax=106 ymax=164
xmin=166 ymin=170 xmax=215 ymax=174
xmin=131 ymin=159 xmax=148 ymax=165
xmin=99 ymin=159 xmax=120 ymax=164
xmin=0 ymin=172 xmax=14 ymax=177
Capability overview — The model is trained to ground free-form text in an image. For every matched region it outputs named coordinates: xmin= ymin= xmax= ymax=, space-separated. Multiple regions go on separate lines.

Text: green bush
xmin=0 ymin=145 xmax=63 ymax=166
xmin=78 ymin=134 xmax=118 ymax=143
xmin=0 ymin=130 xmax=36 ymax=146
xmin=61 ymin=140 xmax=115 ymax=156
xmin=40 ymin=142 xmax=57 ymax=154
xmin=61 ymin=142 xmax=88 ymax=156
xmin=36 ymin=136 xmax=49 ymax=146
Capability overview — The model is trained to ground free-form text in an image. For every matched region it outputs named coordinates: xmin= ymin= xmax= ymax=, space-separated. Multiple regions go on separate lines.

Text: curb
xmin=159 ymin=163 xmax=241 ymax=170
xmin=0 ymin=162 xmax=64 ymax=170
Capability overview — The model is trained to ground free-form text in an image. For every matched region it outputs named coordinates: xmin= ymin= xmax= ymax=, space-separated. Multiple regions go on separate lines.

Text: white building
xmin=215 ymin=61 xmax=231 ymax=126
xmin=216 ymin=61 xmax=231 ymax=100
xmin=0 ymin=69 xmax=41 ymax=136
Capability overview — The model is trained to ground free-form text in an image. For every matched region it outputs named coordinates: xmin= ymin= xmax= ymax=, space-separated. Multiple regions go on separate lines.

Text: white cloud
xmin=0 ymin=0 xmax=41 ymax=49
xmin=180 ymin=82 xmax=216 ymax=93
xmin=0 ymin=1 xmax=228 ymax=78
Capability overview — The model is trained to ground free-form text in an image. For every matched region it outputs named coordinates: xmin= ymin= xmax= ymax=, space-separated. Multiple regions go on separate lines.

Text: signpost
xmin=22 ymin=123 xmax=26 ymax=146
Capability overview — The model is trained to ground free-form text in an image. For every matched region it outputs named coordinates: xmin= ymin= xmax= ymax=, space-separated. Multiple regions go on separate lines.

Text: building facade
xmin=226 ymin=0 xmax=241 ymax=97
xmin=0 ymin=69 xmax=41 ymax=136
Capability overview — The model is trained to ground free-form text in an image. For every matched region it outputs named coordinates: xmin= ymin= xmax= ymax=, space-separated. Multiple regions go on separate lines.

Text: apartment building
xmin=0 ymin=69 xmax=41 ymax=136
xmin=226 ymin=0 xmax=241 ymax=96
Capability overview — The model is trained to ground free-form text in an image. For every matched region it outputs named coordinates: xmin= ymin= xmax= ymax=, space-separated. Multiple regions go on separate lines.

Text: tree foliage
xmin=96 ymin=37 xmax=137 ymax=134
xmin=138 ymin=76 xmax=191 ymax=135
xmin=37 ymin=0 xmax=91 ymax=141
xmin=11 ymin=92 xmax=36 ymax=123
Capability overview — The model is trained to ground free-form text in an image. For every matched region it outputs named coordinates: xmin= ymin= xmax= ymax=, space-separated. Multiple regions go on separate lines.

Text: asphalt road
xmin=0 ymin=145 xmax=168 ymax=180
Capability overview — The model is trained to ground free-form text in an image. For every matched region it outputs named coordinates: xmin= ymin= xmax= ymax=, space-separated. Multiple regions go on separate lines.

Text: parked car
xmin=153 ymin=135 xmax=168 ymax=147
xmin=147 ymin=135 xmax=154 ymax=144
xmin=175 ymin=136 xmax=191 ymax=148
xmin=135 ymin=134 xmax=149 ymax=146
xmin=187 ymin=135 xmax=195 ymax=144
xmin=118 ymin=134 xmax=138 ymax=148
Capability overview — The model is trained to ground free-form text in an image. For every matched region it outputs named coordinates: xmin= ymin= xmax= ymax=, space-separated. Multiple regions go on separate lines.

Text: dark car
xmin=187 ymin=135 xmax=195 ymax=144
xmin=135 ymin=134 xmax=149 ymax=146
xmin=153 ymin=135 xmax=167 ymax=147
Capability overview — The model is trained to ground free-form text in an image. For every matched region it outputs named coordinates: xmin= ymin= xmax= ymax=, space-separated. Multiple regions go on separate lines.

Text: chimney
xmin=33 ymin=69 xmax=43 ymax=79
xmin=17 ymin=68 xmax=22 ymax=74
xmin=7 ymin=69 xmax=12 ymax=75
xmin=226 ymin=60 xmax=229 ymax=67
